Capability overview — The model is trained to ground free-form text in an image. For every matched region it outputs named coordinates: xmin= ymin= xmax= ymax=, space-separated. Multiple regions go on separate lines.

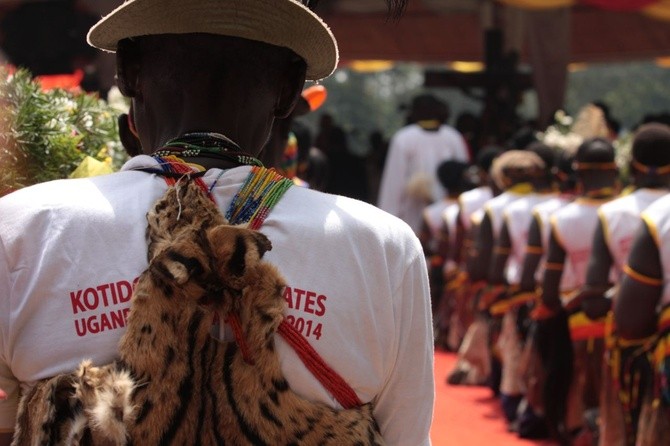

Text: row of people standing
xmin=427 ymin=122 xmax=670 ymax=445
xmin=269 ymin=79 xmax=670 ymax=444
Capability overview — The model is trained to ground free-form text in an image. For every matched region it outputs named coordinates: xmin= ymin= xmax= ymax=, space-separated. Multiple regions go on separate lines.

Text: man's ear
xmin=274 ymin=58 xmax=307 ymax=119
xmin=115 ymin=39 xmax=142 ymax=99
xmin=118 ymin=112 xmax=142 ymax=157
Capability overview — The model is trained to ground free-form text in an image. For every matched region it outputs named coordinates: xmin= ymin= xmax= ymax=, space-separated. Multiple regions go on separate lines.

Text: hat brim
xmin=87 ymin=0 xmax=338 ymax=80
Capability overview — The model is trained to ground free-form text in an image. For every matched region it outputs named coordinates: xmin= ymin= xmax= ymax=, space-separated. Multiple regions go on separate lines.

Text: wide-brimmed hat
xmin=87 ymin=0 xmax=338 ymax=80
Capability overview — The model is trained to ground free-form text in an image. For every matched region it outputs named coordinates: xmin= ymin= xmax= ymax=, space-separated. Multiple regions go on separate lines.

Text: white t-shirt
xmin=0 ymin=156 xmax=434 ymax=445
xmin=484 ymin=188 xmax=533 ymax=239
xmin=598 ymin=188 xmax=667 ymax=281
xmin=422 ymin=197 xmax=457 ymax=253
xmin=503 ymin=193 xmax=557 ymax=285
xmin=641 ymin=195 xmax=670 ymax=307
xmin=377 ymin=124 xmax=470 ymax=233
xmin=459 ymin=186 xmax=493 ymax=231
xmin=442 ymin=201 xmax=460 ymax=244
xmin=551 ymin=197 xmax=613 ymax=288
xmin=531 ymin=196 xmax=578 ymax=291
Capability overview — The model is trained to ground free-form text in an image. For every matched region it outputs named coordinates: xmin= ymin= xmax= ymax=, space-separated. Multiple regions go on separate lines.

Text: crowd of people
xmin=386 ymin=97 xmax=670 ymax=445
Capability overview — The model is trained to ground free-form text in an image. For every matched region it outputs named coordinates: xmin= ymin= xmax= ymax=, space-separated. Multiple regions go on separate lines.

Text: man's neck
xmin=146 ymin=132 xmax=263 ymax=170
xmin=137 ymin=110 xmax=266 ymax=161
xmin=176 ymin=156 xmax=253 ymax=171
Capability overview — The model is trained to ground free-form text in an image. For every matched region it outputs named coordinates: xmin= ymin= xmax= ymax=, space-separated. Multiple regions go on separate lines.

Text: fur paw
xmin=74 ymin=361 xmax=136 ymax=445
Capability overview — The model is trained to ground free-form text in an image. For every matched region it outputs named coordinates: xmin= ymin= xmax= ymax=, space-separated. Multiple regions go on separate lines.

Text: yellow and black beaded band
xmin=623 ymin=264 xmax=663 ymax=287
xmin=525 ymin=245 xmax=543 ymax=254
xmin=574 ymin=161 xmax=618 ymax=171
xmin=545 ymin=262 xmax=564 ymax=271
xmin=631 ymin=159 xmax=670 ymax=176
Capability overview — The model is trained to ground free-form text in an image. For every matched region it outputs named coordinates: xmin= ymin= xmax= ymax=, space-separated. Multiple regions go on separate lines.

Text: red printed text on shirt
xmin=283 ymin=286 xmax=327 ymax=341
xmin=69 ymin=277 xmax=138 ymax=337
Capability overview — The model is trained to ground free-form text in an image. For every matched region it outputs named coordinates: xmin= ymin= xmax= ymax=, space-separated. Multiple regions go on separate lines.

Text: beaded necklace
xmin=152 ymin=132 xmax=263 ymax=168
xmin=584 ymin=186 xmax=616 ymax=199
xmin=147 ymin=138 xmax=293 ymax=228
xmin=146 ymin=158 xmax=293 ymax=229
xmin=141 ymin=132 xmax=291 ymax=228
xmin=148 ymin=155 xmax=211 ymax=198
xmin=226 ymin=166 xmax=294 ymax=229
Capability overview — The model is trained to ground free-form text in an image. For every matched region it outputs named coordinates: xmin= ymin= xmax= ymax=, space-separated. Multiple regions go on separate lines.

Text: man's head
xmin=408 ymin=94 xmax=449 ymax=127
xmin=490 ymin=150 xmax=545 ymax=191
xmin=525 ymin=141 xmax=556 ymax=191
xmin=436 ymin=160 xmax=470 ymax=196
xmin=475 ymin=146 xmax=503 ymax=174
xmin=630 ymin=122 xmax=670 ymax=188
xmin=575 ymin=138 xmax=615 ymax=165
xmin=574 ymin=137 xmax=618 ymax=192
xmin=473 ymin=145 xmax=503 ymax=189
xmin=87 ymin=0 xmax=337 ymax=155
xmin=554 ymin=150 xmax=576 ymax=193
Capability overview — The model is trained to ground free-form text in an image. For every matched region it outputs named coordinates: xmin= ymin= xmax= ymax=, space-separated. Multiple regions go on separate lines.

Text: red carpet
xmin=430 ymin=350 xmax=558 ymax=446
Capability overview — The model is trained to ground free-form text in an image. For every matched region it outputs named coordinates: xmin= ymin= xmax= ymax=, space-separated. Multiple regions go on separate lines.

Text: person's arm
xmin=541 ymin=226 xmax=566 ymax=312
xmin=488 ymin=219 xmax=511 ymax=285
xmin=0 ymin=239 xmax=15 ymax=444
xmin=450 ymin=210 xmax=466 ymax=267
xmin=519 ymin=216 xmax=543 ymax=293
xmin=417 ymin=213 xmax=433 ymax=256
xmin=0 ymin=388 xmax=9 ymax=446
xmin=581 ymin=220 xmax=614 ymax=319
xmin=374 ymin=246 xmax=434 ymax=445
xmin=467 ymin=212 xmax=493 ymax=282
xmin=0 ymin=381 xmax=12 ymax=446
xmin=435 ymin=218 xmax=453 ymax=284
xmin=615 ymin=222 xmax=663 ymax=340
xmin=436 ymin=218 xmax=450 ymax=263
xmin=584 ymin=219 xmax=613 ymax=289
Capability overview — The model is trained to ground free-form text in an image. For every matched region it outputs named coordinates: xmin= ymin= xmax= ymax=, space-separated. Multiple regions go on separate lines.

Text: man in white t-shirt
xmin=377 ymin=94 xmax=470 ymax=233
xmin=0 ymin=1 xmax=434 ymax=445
xmin=535 ymin=138 xmax=619 ymax=443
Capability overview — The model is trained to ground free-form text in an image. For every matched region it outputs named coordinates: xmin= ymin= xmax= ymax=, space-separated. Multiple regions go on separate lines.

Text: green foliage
xmin=0 ymin=67 xmax=124 ymax=195
xmin=566 ymin=61 xmax=670 ymax=129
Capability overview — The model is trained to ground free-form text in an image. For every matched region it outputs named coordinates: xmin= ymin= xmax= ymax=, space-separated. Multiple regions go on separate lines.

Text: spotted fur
xmin=13 ymin=181 xmax=384 ymax=445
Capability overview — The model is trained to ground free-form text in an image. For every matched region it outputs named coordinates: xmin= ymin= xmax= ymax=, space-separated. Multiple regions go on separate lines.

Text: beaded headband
xmin=573 ymin=161 xmax=617 ymax=171
xmin=631 ymin=159 xmax=670 ymax=175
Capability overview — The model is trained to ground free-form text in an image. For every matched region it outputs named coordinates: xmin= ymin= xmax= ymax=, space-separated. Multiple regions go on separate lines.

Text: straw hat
xmin=87 ymin=0 xmax=339 ymax=80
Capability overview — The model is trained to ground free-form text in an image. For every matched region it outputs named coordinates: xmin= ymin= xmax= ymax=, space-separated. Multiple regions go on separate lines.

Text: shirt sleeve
xmin=373 ymin=246 xmax=435 ymax=445
xmin=0 ymin=236 xmax=18 ymax=433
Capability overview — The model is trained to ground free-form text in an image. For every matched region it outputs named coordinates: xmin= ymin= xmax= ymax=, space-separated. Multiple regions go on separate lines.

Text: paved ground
xmin=431 ymin=350 xmax=558 ymax=446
